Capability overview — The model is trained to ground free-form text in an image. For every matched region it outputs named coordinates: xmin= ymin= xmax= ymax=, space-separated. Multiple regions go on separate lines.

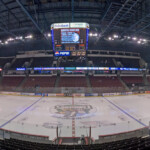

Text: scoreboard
xmin=51 ymin=22 xmax=89 ymax=56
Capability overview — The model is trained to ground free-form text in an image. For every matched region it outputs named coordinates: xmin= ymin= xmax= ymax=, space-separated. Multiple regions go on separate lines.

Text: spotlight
xmin=108 ymin=37 xmax=112 ymax=40
xmin=127 ymin=36 xmax=131 ymax=39
xmin=25 ymin=34 xmax=33 ymax=39
xmin=143 ymin=39 xmax=147 ymax=42
xmin=5 ymin=41 xmax=8 ymax=44
xmin=113 ymin=34 xmax=118 ymax=38
xmin=48 ymin=33 xmax=51 ymax=37
xmin=7 ymin=38 xmax=14 ymax=41
xmin=16 ymin=36 xmax=23 ymax=40
xmin=89 ymin=33 xmax=93 ymax=37
xmin=137 ymin=41 xmax=141 ymax=44
xmin=132 ymin=37 xmax=137 ymax=41
xmin=29 ymin=35 xmax=33 ymax=38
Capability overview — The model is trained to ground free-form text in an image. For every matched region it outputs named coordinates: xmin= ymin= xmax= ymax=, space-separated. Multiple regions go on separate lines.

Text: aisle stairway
xmin=118 ymin=76 xmax=129 ymax=91
xmin=54 ymin=75 xmax=60 ymax=93
xmin=86 ymin=75 xmax=92 ymax=93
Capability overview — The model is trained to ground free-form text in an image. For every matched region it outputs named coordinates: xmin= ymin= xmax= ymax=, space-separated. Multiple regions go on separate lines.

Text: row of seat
xmin=0 ymin=136 xmax=150 ymax=150
xmin=0 ymin=76 xmax=146 ymax=88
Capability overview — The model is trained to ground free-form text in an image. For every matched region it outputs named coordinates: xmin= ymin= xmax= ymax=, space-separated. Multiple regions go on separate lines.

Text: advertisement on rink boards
xmin=0 ymin=91 xmax=20 ymax=95
xmin=102 ymin=92 xmax=133 ymax=97
xmin=63 ymin=93 xmax=85 ymax=97
xmin=48 ymin=93 xmax=58 ymax=97
xmin=0 ymin=91 xmax=149 ymax=97
xmin=35 ymin=93 xmax=48 ymax=96
xmin=21 ymin=93 xmax=34 ymax=96
xmin=73 ymin=93 xmax=85 ymax=97
xmin=85 ymin=93 xmax=99 ymax=97
xmin=55 ymin=93 xmax=64 ymax=97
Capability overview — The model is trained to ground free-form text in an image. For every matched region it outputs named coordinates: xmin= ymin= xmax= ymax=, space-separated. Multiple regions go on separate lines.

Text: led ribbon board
xmin=16 ymin=67 xmax=144 ymax=71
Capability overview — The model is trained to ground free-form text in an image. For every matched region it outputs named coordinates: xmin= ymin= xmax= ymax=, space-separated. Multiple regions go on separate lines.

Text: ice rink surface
xmin=0 ymin=94 xmax=149 ymax=140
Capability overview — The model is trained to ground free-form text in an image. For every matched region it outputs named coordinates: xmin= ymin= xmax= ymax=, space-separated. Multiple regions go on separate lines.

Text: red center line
xmin=72 ymin=96 xmax=75 ymax=137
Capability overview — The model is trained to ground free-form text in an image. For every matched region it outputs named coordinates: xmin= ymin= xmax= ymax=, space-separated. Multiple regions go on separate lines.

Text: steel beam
xmin=0 ymin=25 xmax=17 ymax=37
xmin=113 ymin=0 xmax=141 ymax=27
xmin=135 ymin=22 xmax=150 ymax=33
xmin=33 ymin=0 xmax=38 ymax=23
xmin=0 ymin=17 xmax=8 ymax=29
xmin=121 ymin=13 xmax=150 ymax=35
xmin=0 ymin=0 xmax=20 ymax=23
xmin=16 ymin=0 xmax=47 ymax=40
xmin=72 ymin=0 xmax=74 ymax=22
xmin=100 ymin=2 xmax=113 ymax=23
xmin=101 ymin=0 xmax=130 ymax=36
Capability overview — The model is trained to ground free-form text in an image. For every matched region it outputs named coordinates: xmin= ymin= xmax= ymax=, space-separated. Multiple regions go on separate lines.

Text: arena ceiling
xmin=0 ymin=0 xmax=150 ymax=40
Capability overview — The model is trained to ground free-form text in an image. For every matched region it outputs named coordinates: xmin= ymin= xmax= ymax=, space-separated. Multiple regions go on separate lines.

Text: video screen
xmin=61 ymin=29 xmax=80 ymax=44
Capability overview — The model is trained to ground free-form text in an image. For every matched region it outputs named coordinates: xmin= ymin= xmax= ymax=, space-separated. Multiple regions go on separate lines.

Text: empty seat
xmin=1 ymin=76 xmax=24 ymax=87
xmin=23 ymin=76 xmax=56 ymax=88
xmin=59 ymin=76 xmax=87 ymax=87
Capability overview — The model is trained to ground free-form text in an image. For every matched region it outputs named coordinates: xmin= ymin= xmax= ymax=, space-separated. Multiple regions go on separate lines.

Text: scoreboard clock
xmin=51 ymin=22 xmax=89 ymax=57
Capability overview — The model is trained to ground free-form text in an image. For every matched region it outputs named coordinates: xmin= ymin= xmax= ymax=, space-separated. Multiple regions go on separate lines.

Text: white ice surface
xmin=0 ymin=94 xmax=149 ymax=140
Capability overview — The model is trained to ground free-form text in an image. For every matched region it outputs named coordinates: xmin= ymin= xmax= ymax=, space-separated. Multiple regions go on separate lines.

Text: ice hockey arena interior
xmin=1 ymin=0 xmax=150 ymax=150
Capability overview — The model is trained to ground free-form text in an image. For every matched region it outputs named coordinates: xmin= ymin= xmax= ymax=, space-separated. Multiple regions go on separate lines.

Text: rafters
xmin=0 ymin=0 xmax=20 ymax=23
xmin=0 ymin=0 xmax=149 ymax=38
xmin=16 ymin=0 xmax=48 ymax=41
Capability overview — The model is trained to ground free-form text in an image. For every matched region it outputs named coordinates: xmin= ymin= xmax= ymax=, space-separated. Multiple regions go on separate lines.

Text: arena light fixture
xmin=8 ymin=38 xmax=14 ymax=41
xmin=25 ymin=34 xmax=33 ymax=39
xmin=127 ymin=36 xmax=131 ymax=39
xmin=89 ymin=33 xmax=93 ymax=36
xmin=108 ymin=37 xmax=112 ymax=40
xmin=132 ymin=37 xmax=137 ymax=41
xmin=142 ymin=39 xmax=147 ymax=42
xmin=16 ymin=36 xmax=23 ymax=40
xmin=113 ymin=34 xmax=118 ymax=38
xmin=29 ymin=35 xmax=33 ymax=38
xmin=47 ymin=33 xmax=51 ymax=37
xmin=94 ymin=33 xmax=98 ymax=37
xmin=5 ymin=41 xmax=8 ymax=44
xmin=137 ymin=41 xmax=141 ymax=44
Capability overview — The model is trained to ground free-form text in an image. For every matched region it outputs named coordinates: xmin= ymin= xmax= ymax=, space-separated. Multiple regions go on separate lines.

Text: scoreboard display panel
xmin=61 ymin=28 xmax=80 ymax=44
xmin=51 ymin=22 xmax=89 ymax=56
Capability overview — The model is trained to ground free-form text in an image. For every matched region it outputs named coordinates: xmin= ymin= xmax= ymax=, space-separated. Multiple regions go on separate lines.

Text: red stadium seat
xmin=23 ymin=76 xmax=56 ymax=88
xmin=59 ymin=76 xmax=87 ymax=87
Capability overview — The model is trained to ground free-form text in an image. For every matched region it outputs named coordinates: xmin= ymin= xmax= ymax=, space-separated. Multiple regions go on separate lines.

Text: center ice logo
xmin=51 ymin=104 xmax=96 ymax=119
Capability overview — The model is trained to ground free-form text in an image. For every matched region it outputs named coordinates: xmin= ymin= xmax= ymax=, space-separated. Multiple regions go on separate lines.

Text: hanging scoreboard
xmin=51 ymin=22 xmax=89 ymax=56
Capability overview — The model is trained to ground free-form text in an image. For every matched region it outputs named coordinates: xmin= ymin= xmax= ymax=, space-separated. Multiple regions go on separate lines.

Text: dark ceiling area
xmin=0 ymin=0 xmax=150 ymax=37
xmin=0 ymin=0 xmax=150 ymax=58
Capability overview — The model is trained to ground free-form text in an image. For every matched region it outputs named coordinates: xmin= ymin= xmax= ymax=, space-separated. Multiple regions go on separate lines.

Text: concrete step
xmin=143 ymin=75 xmax=149 ymax=86
xmin=18 ymin=76 xmax=28 ymax=88
xmin=118 ymin=76 xmax=129 ymax=91
xmin=86 ymin=76 xmax=92 ymax=93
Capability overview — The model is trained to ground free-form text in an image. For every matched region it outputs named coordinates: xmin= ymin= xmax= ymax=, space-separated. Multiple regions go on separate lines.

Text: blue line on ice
xmin=103 ymin=97 xmax=147 ymax=127
xmin=0 ymin=96 xmax=43 ymax=128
